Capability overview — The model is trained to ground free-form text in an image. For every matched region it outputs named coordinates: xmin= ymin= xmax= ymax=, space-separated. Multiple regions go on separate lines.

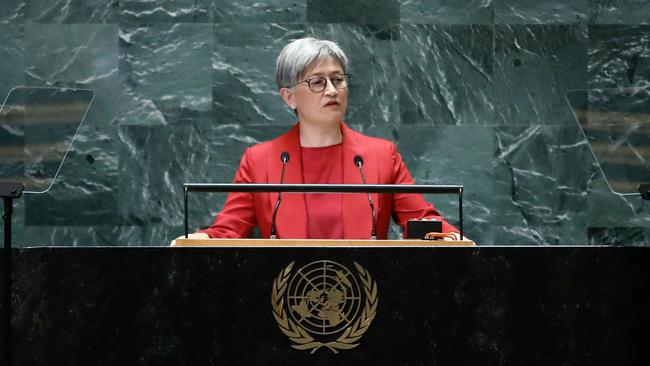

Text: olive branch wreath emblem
xmin=271 ymin=261 xmax=378 ymax=354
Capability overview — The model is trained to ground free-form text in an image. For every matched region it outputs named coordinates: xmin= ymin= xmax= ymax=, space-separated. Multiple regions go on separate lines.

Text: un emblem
xmin=271 ymin=260 xmax=378 ymax=353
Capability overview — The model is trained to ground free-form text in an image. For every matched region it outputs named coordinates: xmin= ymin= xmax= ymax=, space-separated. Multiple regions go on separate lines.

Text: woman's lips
xmin=324 ymin=101 xmax=339 ymax=107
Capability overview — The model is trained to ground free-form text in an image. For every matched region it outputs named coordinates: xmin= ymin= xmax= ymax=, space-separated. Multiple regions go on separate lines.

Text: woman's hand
xmin=442 ymin=232 xmax=472 ymax=242
xmin=170 ymin=232 xmax=210 ymax=246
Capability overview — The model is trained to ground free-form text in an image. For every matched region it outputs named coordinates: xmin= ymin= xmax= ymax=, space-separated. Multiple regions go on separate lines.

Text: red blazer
xmin=201 ymin=122 xmax=458 ymax=239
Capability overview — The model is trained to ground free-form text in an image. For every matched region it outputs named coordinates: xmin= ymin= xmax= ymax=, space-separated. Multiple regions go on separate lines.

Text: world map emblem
xmin=271 ymin=260 xmax=378 ymax=353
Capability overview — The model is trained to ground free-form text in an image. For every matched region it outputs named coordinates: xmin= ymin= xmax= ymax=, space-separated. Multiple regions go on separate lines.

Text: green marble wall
xmin=1 ymin=1 xmax=649 ymax=246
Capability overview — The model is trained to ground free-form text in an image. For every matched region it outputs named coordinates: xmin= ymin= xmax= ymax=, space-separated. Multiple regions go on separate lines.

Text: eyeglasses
xmin=296 ymin=74 xmax=350 ymax=92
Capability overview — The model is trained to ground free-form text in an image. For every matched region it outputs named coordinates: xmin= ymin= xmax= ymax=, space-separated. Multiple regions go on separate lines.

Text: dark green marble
xmin=119 ymin=23 xmax=212 ymax=126
xmin=588 ymin=25 xmax=650 ymax=88
xmin=0 ymin=1 xmax=24 ymax=24
xmin=116 ymin=123 xmax=290 ymax=244
xmin=308 ymin=24 xmax=401 ymax=129
xmin=585 ymin=176 xmax=650 ymax=229
xmin=491 ymin=125 xmax=595 ymax=244
xmin=307 ymin=0 xmax=399 ymax=24
xmin=25 ymin=23 xmax=117 ymax=86
xmin=26 ymin=0 xmax=118 ymax=23
xmin=397 ymin=24 xmax=495 ymax=125
xmin=495 ymin=0 xmax=588 ymax=24
xmin=0 ymin=25 xmax=24 ymax=100
xmin=119 ymin=0 xmax=210 ymax=23
xmin=212 ymin=23 xmax=302 ymax=126
xmin=400 ymin=0 xmax=493 ymax=24
xmin=211 ymin=0 xmax=306 ymax=23
xmin=493 ymin=25 xmax=588 ymax=125
xmin=398 ymin=125 xmax=496 ymax=242
xmin=589 ymin=0 xmax=650 ymax=25
xmin=588 ymin=226 xmax=650 ymax=245
xmin=568 ymin=89 xmax=650 ymax=194
xmin=0 ymin=0 xmax=648 ymax=246
xmin=22 ymin=23 xmax=120 ymax=226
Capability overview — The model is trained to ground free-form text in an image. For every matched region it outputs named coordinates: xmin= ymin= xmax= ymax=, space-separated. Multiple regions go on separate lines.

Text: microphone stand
xmin=354 ymin=158 xmax=377 ymax=240
xmin=1 ymin=181 xmax=24 ymax=366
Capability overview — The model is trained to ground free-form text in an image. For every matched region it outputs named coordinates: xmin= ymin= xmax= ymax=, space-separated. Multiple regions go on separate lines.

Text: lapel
xmin=267 ymin=124 xmax=307 ymax=239
xmin=341 ymin=123 xmax=380 ymax=239
xmin=266 ymin=122 xmax=380 ymax=239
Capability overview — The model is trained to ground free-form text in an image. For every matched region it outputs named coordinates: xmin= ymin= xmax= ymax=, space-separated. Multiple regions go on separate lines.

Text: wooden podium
xmin=175 ymin=238 xmax=476 ymax=247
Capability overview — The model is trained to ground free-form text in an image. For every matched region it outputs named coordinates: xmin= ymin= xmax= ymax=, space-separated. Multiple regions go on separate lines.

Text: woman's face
xmin=281 ymin=56 xmax=348 ymax=128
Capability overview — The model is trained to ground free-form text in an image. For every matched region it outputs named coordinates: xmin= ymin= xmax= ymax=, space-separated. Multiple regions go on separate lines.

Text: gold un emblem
xmin=271 ymin=260 xmax=378 ymax=353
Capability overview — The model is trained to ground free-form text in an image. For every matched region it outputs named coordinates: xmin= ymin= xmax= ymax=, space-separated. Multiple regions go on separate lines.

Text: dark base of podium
xmin=1 ymin=246 xmax=649 ymax=365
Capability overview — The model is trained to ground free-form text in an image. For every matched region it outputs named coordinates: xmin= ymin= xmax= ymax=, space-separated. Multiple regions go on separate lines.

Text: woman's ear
xmin=279 ymin=88 xmax=296 ymax=110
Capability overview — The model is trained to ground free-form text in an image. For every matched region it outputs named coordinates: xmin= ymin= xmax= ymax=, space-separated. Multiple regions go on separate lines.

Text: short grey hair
xmin=275 ymin=37 xmax=349 ymax=89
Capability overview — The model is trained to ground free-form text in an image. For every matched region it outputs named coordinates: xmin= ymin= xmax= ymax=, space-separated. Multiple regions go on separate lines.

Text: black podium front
xmin=3 ymin=246 xmax=650 ymax=365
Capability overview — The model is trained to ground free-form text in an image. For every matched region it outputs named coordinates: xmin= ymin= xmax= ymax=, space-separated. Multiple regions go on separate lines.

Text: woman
xmin=175 ymin=37 xmax=461 ymax=242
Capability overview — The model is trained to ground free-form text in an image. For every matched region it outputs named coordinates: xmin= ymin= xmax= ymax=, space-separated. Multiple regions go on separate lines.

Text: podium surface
xmin=2 ymin=245 xmax=649 ymax=365
xmin=175 ymin=238 xmax=476 ymax=246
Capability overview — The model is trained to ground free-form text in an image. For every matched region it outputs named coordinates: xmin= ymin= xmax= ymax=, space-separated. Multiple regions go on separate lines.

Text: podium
xmin=2 ymin=244 xmax=649 ymax=365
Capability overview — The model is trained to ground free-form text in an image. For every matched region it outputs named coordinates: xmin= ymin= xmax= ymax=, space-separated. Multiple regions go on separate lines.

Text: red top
xmin=301 ymin=144 xmax=344 ymax=239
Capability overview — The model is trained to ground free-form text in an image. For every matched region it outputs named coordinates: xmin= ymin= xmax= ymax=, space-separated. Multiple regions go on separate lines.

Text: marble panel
xmin=0 ymin=0 xmax=24 ymax=24
xmin=26 ymin=0 xmax=118 ymax=23
xmin=119 ymin=23 xmax=213 ymax=126
xmin=25 ymin=23 xmax=117 ymax=87
xmin=306 ymin=24 xmax=400 ymax=129
xmin=584 ymin=176 xmax=650 ymax=229
xmin=18 ymin=225 xmax=123 ymax=247
xmin=0 ymin=25 xmax=24 ymax=103
xmin=396 ymin=24 xmax=495 ymax=125
xmin=306 ymin=0 xmax=399 ymax=24
xmin=10 ymin=219 xmax=205 ymax=247
xmin=21 ymin=121 xmax=121 ymax=228
xmin=399 ymin=0 xmax=493 ymax=24
xmin=588 ymin=25 xmax=650 ymax=89
xmin=117 ymin=123 xmax=289 ymax=240
xmin=589 ymin=0 xmax=650 ymax=25
xmin=211 ymin=0 xmax=306 ymax=23
xmin=397 ymin=125 xmax=496 ymax=243
xmin=119 ymin=0 xmax=210 ymax=23
xmin=23 ymin=144 xmax=119 ymax=226
xmin=493 ymin=25 xmax=588 ymax=125
xmin=491 ymin=223 xmax=589 ymax=244
xmin=587 ymin=226 xmax=650 ymax=245
xmin=23 ymin=23 xmax=120 ymax=226
xmin=494 ymin=0 xmax=587 ymax=24
xmin=0 ymin=0 xmax=647 ymax=247
xmin=492 ymin=125 xmax=595 ymax=232
xmin=212 ymin=23 xmax=303 ymax=126
xmin=568 ymin=88 xmax=650 ymax=195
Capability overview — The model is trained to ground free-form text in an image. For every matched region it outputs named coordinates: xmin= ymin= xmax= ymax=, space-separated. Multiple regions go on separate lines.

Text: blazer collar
xmin=267 ymin=122 xmax=379 ymax=239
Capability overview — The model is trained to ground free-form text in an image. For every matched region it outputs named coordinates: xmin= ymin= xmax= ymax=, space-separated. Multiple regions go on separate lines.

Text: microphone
xmin=354 ymin=155 xmax=377 ymax=240
xmin=270 ymin=151 xmax=290 ymax=239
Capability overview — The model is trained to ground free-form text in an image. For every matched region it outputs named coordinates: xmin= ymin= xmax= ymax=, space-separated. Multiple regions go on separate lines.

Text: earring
xmin=290 ymin=105 xmax=296 ymax=110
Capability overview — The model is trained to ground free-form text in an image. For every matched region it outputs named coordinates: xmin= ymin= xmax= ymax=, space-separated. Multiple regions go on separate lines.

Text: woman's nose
xmin=323 ymin=78 xmax=338 ymax=95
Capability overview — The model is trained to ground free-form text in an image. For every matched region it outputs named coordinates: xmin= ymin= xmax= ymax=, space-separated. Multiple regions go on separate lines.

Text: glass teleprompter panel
xmin=0 ymin=86 xmax=94 ymax=193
